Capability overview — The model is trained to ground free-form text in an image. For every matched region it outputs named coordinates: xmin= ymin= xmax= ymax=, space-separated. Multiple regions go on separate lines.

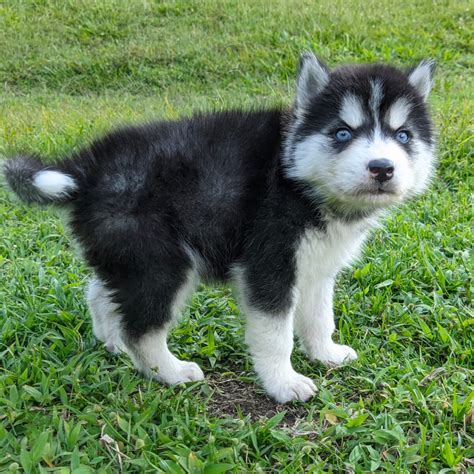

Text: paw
xmin=104 ymin=340 xmax=120 ymax=354
xmin=314 ymin=343 xmax=358 ymax=367
xmin=158 ymin=361 xmax=205 ymax=385
xmin=264 ymin=370 xmax=316 ymax=404
xmin=176 ymin=361 xmax=205 ymax=383
xmin=103 ymin=334 xmax=126 ymax=354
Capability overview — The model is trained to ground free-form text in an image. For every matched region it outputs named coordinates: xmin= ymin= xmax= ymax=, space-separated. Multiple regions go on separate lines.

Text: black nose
xmin=368 ymin=159 xmax=395 ymax=183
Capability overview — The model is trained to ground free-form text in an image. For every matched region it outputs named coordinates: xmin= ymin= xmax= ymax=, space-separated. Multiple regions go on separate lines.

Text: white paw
xmin=104 ymin=340 xmax=120 ymax=354
xmin=158 ymin=361 xmax=205 ymax=385
xmin=314 ymin=343 xmax=358 ymax=367
xmin=176 ymin=361 xmax=205 ymax=383
xmin=103 ymin=334 xmax=126 ymax=354
xmin=265 ymin=371 xmax=316 ymax=404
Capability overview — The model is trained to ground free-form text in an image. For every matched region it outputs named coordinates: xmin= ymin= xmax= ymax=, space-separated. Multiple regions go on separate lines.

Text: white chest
xmin=295 ymin=219 xmax=370 ymax=286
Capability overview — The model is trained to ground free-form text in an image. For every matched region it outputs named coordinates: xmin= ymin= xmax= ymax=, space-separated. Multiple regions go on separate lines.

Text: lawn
xmin=0 ymin=0 xmax=472 ymax=472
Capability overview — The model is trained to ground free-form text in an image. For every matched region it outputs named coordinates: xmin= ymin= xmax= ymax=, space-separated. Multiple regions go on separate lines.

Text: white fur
xmin=369 ymin=80 xmax=384 ymax=126
xmin=244 ymin=307 xmax=316 ymax=403
xmin=130 ymin=328 xmax=204 ymax=384
xmin=284 ymin=133 xmax=328 ymax=184
xmin=171 ymin=264 xmax=200 ymax=321
xmin=294 ymin=219 xmax=369 ymax=364
xmin=342 ymin=130 xmax=414 ymax=198
xmin=408 ymin=60 xmax=434 ymax=101
xmin=86 ymin=277 xmax=125 ymax=353
xmin=33 ymin=170 xmax=77 ymax=198
xmin=286 ymin=130 xmax=413 ymax=212
xmin=132 ymin=266 xmax=203 ymax=383
xmin=232 ymin=267 xmax=316 ymax=403
xmin=340 ymin=95 xmax=365 ymax=129
xmin=386 ymin=98 xmax=412 ymax=130
xmin=285 ymin=74 xmax=435 ymax=208
xmin=87 ymin=267 xmax=204 ymax=384
xmin=410 ymin=140 xmax=436 ymax=195
xmin=232 ymin=218 xmax=371 ymax=402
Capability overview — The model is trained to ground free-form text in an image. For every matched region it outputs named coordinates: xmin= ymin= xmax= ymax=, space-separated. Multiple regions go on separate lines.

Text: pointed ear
xmin=296 ymin=52 xmax=330 ymax=109
xmin=408 ymin=59 xmax=435 ymax=101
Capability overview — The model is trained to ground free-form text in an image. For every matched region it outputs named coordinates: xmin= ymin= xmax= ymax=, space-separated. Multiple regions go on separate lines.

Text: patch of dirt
xmin=205 ymin=372 xmax=309 ymax=426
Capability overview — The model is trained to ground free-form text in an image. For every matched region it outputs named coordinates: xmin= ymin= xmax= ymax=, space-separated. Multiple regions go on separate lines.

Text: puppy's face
xmin=285 ymin=54 xmax=436 ymax=214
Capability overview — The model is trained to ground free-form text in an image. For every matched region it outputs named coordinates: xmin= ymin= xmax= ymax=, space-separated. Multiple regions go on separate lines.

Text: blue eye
xmin=335 ymin=128 xmax=353 ymax=142
xmin=395 ymin=130 xmax=410 ymax=144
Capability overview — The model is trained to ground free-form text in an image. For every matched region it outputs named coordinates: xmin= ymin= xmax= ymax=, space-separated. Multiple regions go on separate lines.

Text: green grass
xmin=0 ymin=0 xmax=473 ymax=472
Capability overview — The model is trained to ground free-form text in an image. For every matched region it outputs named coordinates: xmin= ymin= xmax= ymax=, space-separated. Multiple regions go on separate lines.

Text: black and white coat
xmin=4 ymin=53 xmax=436 ymax=403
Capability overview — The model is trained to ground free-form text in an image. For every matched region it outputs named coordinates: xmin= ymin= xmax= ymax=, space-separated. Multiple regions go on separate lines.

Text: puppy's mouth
xmin=358 ymin=188 xmax=396 ymax=196
xmin=340 ymin=184 xmax=403 ymax=209
xmin=353 ymin=182 xmax=400 ymax=198
xmin=315 ymin=180 xmax=405 ymax=213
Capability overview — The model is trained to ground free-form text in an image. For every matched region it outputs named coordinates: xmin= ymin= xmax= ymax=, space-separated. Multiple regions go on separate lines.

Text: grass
xmin=0 ymin=0 xmax=472 ymax=472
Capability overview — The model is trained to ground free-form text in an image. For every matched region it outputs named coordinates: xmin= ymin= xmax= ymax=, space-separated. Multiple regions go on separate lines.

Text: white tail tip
xmin=33 ymin=170 xmax=77 ymax=198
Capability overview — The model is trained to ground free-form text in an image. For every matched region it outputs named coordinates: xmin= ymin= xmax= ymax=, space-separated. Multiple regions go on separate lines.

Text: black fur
xmin=3 ymin=155 xmax=76 ymax=204
xmin=295 ymin=64 xmax=434 ymax=146
xmin=5 ymin=110 xmax=325 ymax=339
xmin=3 ymin=61 xmax=434 ymax=351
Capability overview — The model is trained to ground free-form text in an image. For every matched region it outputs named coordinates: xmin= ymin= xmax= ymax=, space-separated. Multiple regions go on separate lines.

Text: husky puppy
xmin=4 ymin=53 xmax=436 ymax=403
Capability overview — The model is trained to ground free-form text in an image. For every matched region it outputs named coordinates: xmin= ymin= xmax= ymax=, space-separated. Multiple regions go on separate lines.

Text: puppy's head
xmin=284 ymin=53 xmax=436 ymax=215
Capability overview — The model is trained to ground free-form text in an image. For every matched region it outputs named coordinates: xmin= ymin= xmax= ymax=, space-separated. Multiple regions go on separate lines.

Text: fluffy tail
xmin=3 ymin=155 xmax=78 ymax=204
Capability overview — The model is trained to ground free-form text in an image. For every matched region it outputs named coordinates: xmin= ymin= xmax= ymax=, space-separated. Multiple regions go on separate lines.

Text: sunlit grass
xmin=0 ymin=0 xmax=472 ymax=471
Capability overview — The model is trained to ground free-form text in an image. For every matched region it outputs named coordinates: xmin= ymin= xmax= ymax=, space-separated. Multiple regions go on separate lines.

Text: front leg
xmin=245 ymin=307 xmax=316 ymax=403
xmin=295 ymin=277 xmax=357 ymax=366
xmin=234 ymin=258 xmax=316 ymax=403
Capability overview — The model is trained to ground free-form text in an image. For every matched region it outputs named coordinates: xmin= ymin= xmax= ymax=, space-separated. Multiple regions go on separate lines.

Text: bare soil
xmin=206 ymin=372 xmax=309 ymax=426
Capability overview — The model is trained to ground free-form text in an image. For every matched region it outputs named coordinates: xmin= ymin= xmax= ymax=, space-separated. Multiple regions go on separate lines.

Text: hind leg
xmin=108 ymin=262 xmax=204 ymax=385
xmin=86 ymin=276 xmax=124 ymax=353
xmin=128 ymin=327 xmax=204 ymax=384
